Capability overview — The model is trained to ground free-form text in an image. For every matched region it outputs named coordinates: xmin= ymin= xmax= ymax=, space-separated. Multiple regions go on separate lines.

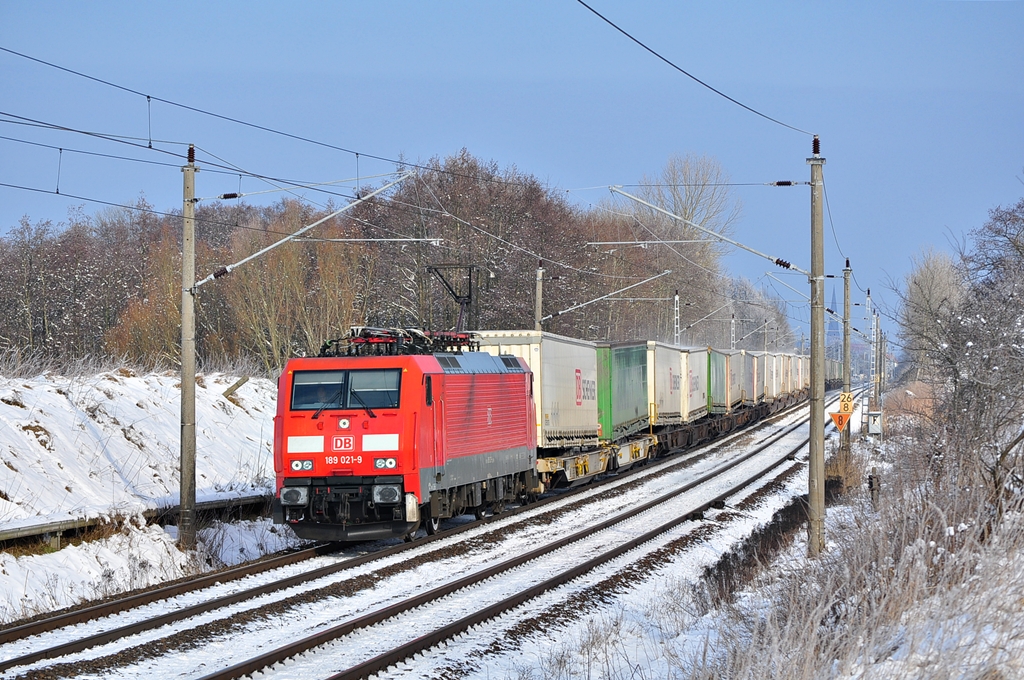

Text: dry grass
xmin=824 ymin=438 xmax=865 ymax=492
xmin=0 ymin=347 xmax=272 ymax=380
xmin=668 ymin=393 xmax=1023 ymax=679
xmin=1 ymin=514 xmax=141 ymax=558
xmin=884 ymin=380 xmax=938 ymax=423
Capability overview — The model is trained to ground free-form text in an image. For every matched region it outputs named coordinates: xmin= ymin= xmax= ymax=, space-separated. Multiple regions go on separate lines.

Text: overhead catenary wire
xmin=0 ymin=113 xmax=407 ymax=208
xmin=0 ymin=109 xmax=187 ymax=159
xmin=0 ymin=46 xmax=547 ymax=192
xmin=610 ymin=185 xmax=810 ymax=277
xmin=586 ymin=202 xmax=800 ymax=318
xmin=587 ymin=202 xmax=724 ymax=279
xmin=0 ymin=178 xmax=374 ymax=241
xmin=0 ymin=113 xmax=387 ymax=195
xmin=0 ymin=133 xmax=245 ymax=175
xmin=1 ymin=45 xmax=874 ymax=329
xmin=568 ymin=182 xmax=806 ymax=191
xmin=573 ymin=0 xmax=814 ymax=136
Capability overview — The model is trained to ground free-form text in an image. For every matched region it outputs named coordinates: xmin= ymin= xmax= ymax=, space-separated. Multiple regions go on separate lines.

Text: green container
xmin=708 ymin=348 xmax=728 ymax=414
xmin=597 ymin=342 xmax=649 ymax=442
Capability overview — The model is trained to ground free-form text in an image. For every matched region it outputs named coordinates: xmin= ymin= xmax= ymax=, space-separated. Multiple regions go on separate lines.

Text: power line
xmin=821 ymin=172 xmax=847 ymax=260
xmin=0 ymin=113 xmax=390 ymax=202
xmin=0 ymin=179 xmax=369 ymax=240
xmin=0 ymin=133 xmax=236 ymax=174
xmin=0 ymin=46 xmax=547 ymax=192
xmin=573 ymin=1 xmax=814 ymax=136
xmin=0 ymin=109 xmax=186 ymax=159
xmin=570 ymin=182 xmax=805 ymax=190
xmin=0 ymin=180 xmax=242 ymax=230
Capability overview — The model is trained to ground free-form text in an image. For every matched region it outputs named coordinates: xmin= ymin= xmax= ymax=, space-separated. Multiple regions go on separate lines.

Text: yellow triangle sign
xmin=830 ymin=412 xmax=851 ymax=432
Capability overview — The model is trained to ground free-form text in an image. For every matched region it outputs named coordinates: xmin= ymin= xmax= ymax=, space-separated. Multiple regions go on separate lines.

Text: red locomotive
xmin=271 ymin=328 xmax=538 ymax=541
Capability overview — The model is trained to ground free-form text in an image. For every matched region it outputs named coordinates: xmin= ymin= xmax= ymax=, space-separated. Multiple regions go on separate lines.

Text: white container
xmin=682 ymin=348 xmax=709 ymax=422
xmin=746 ymin=351 xmax=766 ymax=403
xmin=738 ymin=350 xmax=757 ymax=405
xmin=646 ymin=341 xmax=683 ymax=425
xmin=477 ymin=330 xmax=599 ymax=449
xmin=761 ymin=352 xmax=781 ymax=402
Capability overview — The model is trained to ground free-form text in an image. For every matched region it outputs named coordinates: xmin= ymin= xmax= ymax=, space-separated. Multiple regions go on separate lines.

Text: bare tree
xmin=897 ymin=198 xmax=1024 ymax=532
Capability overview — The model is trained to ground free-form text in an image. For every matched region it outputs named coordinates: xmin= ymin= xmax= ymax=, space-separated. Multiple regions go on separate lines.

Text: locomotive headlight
xmin=372 ymin=484 xmax=401 ymax=504
xmin=290 ymin=459 xmax=314 ymax=471
xmin=338 ymin=418 xmax=350 ymax=430
xmin=280 ymin=486 xmax=308 ymax=506
xmin=374 ymin=457 xmax=397 ymax=469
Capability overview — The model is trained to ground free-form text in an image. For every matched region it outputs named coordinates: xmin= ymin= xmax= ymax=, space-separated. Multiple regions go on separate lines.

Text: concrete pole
xmin=840 ymin=259 xmax=852 ymax=457
xmin=179 ymin=145 xmax=197 ymax=550
xmin=807 ymin=136 xmax=826 ymax=557
xmin=866 ymin=290 xmax=876 ymax=409
xmin=873 ymin=312 xmax=881 ymax=408
xmin=674 ymin=291 xmax=680 ymax=346
xmin=534 ymin=262 xmax=544 ymax=331
xmin=763 ymin=318 xmax=769 ymax=398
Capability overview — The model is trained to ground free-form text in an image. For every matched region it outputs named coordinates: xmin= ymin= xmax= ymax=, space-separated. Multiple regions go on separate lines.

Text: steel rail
xmin=199 ymin=416 xmax=812 ymax=680
xmin=0 ymin=542 xmax=338 ymax=646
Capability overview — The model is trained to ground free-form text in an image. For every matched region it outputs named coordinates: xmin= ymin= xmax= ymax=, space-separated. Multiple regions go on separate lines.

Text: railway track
xmin=0 ymin=396 xmax=836 ymax=679
xmin=208 ymin=413 xmax=813 ymax=680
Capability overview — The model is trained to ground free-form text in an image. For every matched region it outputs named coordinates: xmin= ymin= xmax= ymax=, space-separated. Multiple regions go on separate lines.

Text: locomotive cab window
xmin=291 ymin=369 xmax=401 ymax=411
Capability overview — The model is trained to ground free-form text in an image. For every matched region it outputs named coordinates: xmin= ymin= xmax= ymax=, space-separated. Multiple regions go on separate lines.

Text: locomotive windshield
xmin=291 ymin=369 xmax=401 ymax=411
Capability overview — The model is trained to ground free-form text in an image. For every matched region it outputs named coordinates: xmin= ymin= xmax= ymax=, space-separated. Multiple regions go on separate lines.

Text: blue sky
xmin=2 ymin=1 xmax=1022 ymax=340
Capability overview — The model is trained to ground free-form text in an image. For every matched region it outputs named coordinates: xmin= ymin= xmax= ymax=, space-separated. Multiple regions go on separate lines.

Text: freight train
xmin=271 ymin=327 xmax=834 ymax=542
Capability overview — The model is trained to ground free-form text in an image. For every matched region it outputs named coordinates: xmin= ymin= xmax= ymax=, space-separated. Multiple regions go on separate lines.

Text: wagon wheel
xmin=425 ymin=511 xmax=442 ymax=535
xmin=402 ymin=521 xmax=421 ymax=542
xmin=473 ymin=505 xmax=489 ymax=520
xmin=491 ymin=500 xmax=506 ymax=515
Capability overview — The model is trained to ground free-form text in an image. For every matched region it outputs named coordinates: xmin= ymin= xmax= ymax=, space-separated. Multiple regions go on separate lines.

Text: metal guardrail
xmin=0 ymin=493 xmax=271 ymax=543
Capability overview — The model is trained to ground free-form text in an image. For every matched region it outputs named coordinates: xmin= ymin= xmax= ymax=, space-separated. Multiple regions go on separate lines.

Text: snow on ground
xmin=0 ymin=370 xmax=275 ymax=528
xmin=0 ymin=370 xmax=308 ymax=624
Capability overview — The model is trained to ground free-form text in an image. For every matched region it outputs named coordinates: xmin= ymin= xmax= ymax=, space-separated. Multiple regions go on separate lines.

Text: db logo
xmin=332 ymin=435 xmax=354 ymax=452
xmin=575 ymin=369 xmax=583 ymax=406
